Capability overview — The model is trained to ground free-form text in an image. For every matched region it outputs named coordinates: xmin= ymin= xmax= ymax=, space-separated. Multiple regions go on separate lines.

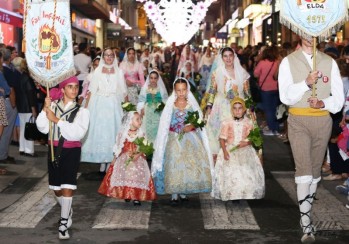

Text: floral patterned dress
xmin=142 ymin=88 xmax=162 ymax=143
xmin=206 ymin=71 xmax=250 ymax=154
xmin=213 ymin=117 xmax=265 ymax=201
xmin=0 ymin=96 xmax=8 ymax=126
xmin=153 ymin=105 xmax=212 ymax=195
xmin=98 ymin=138 xmax=156 ymax=201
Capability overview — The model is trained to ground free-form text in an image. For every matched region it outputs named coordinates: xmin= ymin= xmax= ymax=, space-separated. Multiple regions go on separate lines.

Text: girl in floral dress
xmin=98 ymin=111 xmax=156 ymax=206
xmin=152 ymin=78 xmax=214 ymax=205
xmin=137 ymin=70 xmax=168 ymax=143
xmin=213 ymin=97 xmax=265 ymax=201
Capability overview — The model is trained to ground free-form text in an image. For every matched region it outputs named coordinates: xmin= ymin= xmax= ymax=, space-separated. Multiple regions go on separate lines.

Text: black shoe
xmin=20 ymin=151 xmax=25 ymax=156
xmin=11 ymin=141 xmax=19 ymax=146
xmin=7 ymin=156 xmax=15 ymax=161
xmin=179 ymin=196 xmax=189 ymax=202
xmin=0 ymin=158 xmax=15 ymax=164
xmin=170 ymin=199 xmax=179 ymax=206
xmin=24 ymin=153 xmax=37 ymax=158
xmin=133 ymin=200 xmax=141 ymax=206
xmin=124 ymin=199 xmax=131 ymax=202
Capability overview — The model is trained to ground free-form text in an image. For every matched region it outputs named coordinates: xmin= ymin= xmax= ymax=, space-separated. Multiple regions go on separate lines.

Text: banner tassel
xmin=22 ymin=39 xmax=26 ymax=53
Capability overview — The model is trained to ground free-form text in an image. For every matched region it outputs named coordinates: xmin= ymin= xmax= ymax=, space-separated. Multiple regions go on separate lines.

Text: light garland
xmin=137 ymin=0 xmax=215 ymax=45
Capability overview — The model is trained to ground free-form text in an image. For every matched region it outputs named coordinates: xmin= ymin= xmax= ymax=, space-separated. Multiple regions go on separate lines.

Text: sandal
xmin=0 ymin=168 xmax=7 ymax=175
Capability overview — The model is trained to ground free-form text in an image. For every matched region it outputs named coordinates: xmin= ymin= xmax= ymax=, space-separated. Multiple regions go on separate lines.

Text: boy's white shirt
xmin=36 ymin=101 xmax=90 ymax=141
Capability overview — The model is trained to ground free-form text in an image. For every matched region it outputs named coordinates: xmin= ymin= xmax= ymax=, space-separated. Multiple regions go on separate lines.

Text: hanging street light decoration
xmin=137 ymin=0 xmax=216 ymax=46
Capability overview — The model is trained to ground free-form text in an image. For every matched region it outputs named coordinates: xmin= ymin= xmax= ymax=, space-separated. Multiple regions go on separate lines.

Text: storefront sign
xmin=0 ymin=22 xmax=14 ymax=45
xmin=0 ymin=8 xmax=23 ymax=28
xmin=71 ymin=11 xmax=96 ymax=36
xmin=24 ymin=0 xmax=75 ymax=87
xmin=280 ymin=0 xmax=348 ymax=40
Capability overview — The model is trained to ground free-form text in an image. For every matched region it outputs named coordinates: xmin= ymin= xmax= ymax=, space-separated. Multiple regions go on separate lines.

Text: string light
xmin=137 ymin=0 xmax=216 ymax=45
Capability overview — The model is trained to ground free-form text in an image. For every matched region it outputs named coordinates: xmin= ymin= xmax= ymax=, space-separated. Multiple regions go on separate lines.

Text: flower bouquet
xmin=121 ymin=102 xmax=136 ymax=112
xmin=154 ymin=102 xmax=165 ymax=113
xmin=230 ymin=126 xmax=263 ymax=152
xmin=178 ymin=110 xmax=205 ymax=141
xmin=244 ymin=96 xmax=256 ymax=110
xmin=125 ymin=137 xmax=155 ymax=166
xmin=194 ymin=72 xmax=202 ymax=86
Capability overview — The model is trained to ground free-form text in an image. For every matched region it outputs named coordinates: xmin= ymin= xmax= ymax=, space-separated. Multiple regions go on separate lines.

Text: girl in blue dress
xmin=152 ymin=78 xmax=214 ymax=205
xmin=137 ymin=70 xmax=168 ymax=143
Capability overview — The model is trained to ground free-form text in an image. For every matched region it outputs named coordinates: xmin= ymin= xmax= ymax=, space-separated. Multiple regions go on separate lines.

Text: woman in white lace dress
xmin=212 ymin=97 xmax=264 ymax=201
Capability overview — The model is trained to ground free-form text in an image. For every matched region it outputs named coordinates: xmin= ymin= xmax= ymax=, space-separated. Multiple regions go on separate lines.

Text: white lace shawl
xmin=89 ymin=50 xmax=127 ymax=101
xmin=112 ymin=111 xmax=145 ymax=157
xmin=151 ymin=78 xmax=214 ymax=178
xmin=206 ymin=49 xmax=250 ymax=97
xmin=137 ymin=70 xmax=169 ymax=112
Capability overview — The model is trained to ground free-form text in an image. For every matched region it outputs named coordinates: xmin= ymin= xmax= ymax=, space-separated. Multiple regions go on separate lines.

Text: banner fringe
xmin=29 ymin=68 xmax=77 ymax=88
xmin=279 ymin=0 xmax=348 ymax=41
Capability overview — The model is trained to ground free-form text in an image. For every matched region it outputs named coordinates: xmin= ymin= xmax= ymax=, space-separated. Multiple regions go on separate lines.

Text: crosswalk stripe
xmin=92 ymin=198 xmax=152 ymax=229
xmin=199 ymin=193 xmax=260 ymax=230
xmin=0 ymin=175 xmax=56 ymax=228
xmin=271 ymin=171 xmax=349 ymax=231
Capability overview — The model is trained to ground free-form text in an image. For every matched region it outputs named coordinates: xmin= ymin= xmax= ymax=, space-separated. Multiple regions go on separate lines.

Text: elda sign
xmin=280 ymin=0 xmax=348 ymax=41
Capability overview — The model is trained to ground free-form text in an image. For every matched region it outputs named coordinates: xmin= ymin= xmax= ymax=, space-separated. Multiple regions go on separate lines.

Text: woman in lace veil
xmin=81 ymin=48 xmax=127 ymax=173
xmin=204 ymin=47 xmax=250 ymax=157
xmin=120 ymin=47 xmax=145 ymax=105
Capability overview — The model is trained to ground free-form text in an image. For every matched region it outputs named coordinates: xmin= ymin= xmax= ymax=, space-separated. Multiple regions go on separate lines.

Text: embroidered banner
xmin=280 ymin=0 xmax=348 ymax=41
xmin=24 ymin=0 xmax=75 ymax=87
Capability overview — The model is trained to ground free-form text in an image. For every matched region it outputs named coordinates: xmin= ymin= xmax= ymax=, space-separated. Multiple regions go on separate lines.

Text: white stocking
xmin=55 ymin=195 xmax=62 ymax=206
xmin=297 ymin=183 xmax=315 ymax=234
xmin=171 ymin=194 xmax=178 ymax=200
xmin=100 ymin=163 xmax=106 ymax=172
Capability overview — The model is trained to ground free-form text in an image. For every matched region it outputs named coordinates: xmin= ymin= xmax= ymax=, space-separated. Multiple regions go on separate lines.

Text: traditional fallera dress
xmin=120 ymin=51 xmax=145 ymax=105
xmin=205 ymin=55 xmax=250 ymax=154
xmin=137 ymin=70 xmax=168 ymax=143
xmin=213 ymin=117 xmax=265 ymax=201
xmin=81 ymin=60 xmax=127 ymax=163
xmin=140 ymin=88 xmax=164 ymax=143
xmin=153 ymin=104 xmax=212 ymax=195
xmin=98 ymin=126 xmax=156 ymax=201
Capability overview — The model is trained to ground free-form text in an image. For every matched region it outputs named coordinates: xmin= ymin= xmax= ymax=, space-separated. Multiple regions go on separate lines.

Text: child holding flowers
xmin=152 ymin=78 xmax=214 ymax=206
xmin=98 ymin=111 xmax=156 ymax=206
xmin=137 ymin=70 xmax=168 ymax=143
xmin=212 ymin=97 xmax=265 ymax=201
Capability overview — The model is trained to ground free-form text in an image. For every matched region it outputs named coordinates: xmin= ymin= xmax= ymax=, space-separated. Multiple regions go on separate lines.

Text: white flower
xmin=197 ymin=118 xmax=202 ymax=124
xmin=122 ymin=102 xmax=130 ymax=108
xmin=143 ymin=139 xmax=149 ymax=145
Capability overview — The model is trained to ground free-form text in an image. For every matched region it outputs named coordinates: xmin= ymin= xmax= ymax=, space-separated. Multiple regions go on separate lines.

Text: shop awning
xmin=244 ymin=4 xmax=271 ymax=19
xmin=0 ymin=8 xmax=23 ymax=28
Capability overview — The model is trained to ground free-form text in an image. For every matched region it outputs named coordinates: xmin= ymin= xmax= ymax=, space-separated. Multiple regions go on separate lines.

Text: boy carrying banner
xmin=36 ymin=76 xmax=90 ymax=240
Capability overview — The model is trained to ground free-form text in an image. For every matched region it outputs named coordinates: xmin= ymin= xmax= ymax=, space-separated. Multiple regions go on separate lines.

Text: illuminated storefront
xmin=0 ymin=1 xmax=23 ymax=51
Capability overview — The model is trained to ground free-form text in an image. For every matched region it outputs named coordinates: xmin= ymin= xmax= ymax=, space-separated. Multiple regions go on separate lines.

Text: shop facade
xmin=0 ymin=1 xmax=23 ymax=52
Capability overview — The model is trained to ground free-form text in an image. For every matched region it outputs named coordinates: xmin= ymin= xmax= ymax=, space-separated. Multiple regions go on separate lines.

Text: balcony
xmin=70 ymin=0 xmax=111 ymax=20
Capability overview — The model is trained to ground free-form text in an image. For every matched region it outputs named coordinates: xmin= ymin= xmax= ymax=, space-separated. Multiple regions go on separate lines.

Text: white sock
xmin=105 ymin=163 xmax=110 ymax=172
xmin=171 ymin=194 xmax=178 ymax=200
xmin=55 ymin=195 xmax=62 ymax=206
xmin=179 ymin=194 xmax=186 ymax=198
xmin=100 ymin=163 xmax=106 ymax=172
xmin=297 ymin=183 xmax=313 ymax=234
xmin=61 ymin=197 xmax=72 ymax=220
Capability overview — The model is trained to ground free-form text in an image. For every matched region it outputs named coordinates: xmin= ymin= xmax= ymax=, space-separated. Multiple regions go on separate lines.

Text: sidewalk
xmin=0 ymin=144 xmax=48 ymax=210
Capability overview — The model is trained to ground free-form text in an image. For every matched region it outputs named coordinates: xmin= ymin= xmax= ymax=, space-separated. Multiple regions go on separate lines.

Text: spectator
xmin=74 ymin=43 xmax=92 ymax=95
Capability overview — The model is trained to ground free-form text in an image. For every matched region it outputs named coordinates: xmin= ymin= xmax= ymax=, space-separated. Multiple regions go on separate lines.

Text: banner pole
xmin=46 ymin=85 xmax=54 ymax=162
xmin=312 ymin=37 xmax=317 ymax=97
